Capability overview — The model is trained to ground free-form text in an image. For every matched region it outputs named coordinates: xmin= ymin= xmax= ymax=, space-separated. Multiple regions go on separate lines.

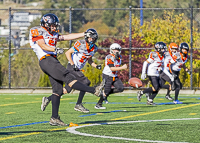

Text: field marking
xmin=0 ymin=132 xmax=41 ymax=141
xmin=0 ymin=98 xmax=73 ymax=107
xmin=111 ymin=103 xmax=200 ymax=121
xmin=0 ymin=121 xmax=49 ymax=129
xmin=0 ymin=101 xmax=40 ymax=106
xmin=67 ymin=118 xmax=200 ymax=143
xmin=189 ymin=113 xmax=197 ymax=115
xmin=0 ymin=103 xmax=199 ymax=141
xmin=0 ymin=126 xmax=69 ymax=141
xmin=5 ymin=112 xmax=15 ymax=114
xmin=79 ymin=110 xmax=124 ymax=117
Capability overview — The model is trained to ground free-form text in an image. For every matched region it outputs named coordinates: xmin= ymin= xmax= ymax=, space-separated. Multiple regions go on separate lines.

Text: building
xmin=0 ymin=12 xmax=41 ymax=47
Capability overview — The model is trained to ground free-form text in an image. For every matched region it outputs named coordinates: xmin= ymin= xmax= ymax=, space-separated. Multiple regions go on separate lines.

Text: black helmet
xmin=155 ymin=42 xmax=167 ymax=52
xmin=85 ymin=28 xmax=98 ymax=44
xmin=179 ymin=42 xmax=189 ymax=53
xmin=40 ymin=13 xmax=60 ymax=33
xmin=155 ymin=42 xmax=166 ymax=56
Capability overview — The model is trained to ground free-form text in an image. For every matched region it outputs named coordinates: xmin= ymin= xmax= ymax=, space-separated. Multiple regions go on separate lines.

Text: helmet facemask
xmin=85 ymin=29 xmax=98 ymax=46
xmin=47 ymin=22 xmax=60 ymax=34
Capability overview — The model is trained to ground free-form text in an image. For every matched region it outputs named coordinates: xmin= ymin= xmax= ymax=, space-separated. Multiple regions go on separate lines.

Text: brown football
xmin=128 ymin=77 xmax=143 ymax=88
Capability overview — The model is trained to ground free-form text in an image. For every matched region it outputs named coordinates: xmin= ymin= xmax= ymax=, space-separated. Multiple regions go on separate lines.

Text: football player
xmin=137 ymin=42 xmax=166 ymax=105
xmin=29 ymin=13 xmax=104 ymax=126
xmin=164 ymin=42 xmax=191 ymax=104
xmin=159 ymin=43 xmax=179 ymax=101
xmin=65 ymin=28 xmax=102 ymax=113
xmin=95 ymin=43 xmax=127 ymax=109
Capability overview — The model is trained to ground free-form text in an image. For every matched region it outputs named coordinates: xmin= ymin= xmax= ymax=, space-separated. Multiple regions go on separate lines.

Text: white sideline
xmin=66 ymin=118 xmax=200 ymax=143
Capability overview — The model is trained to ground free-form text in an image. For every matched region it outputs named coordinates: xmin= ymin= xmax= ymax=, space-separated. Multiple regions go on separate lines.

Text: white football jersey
xmin=103 ymin=54 xmax=122 ymax=77
xmin=163 ymin=52 xmax=172 ymax=71
xmin=146 ymin=52 xmax=164 ymax=76
xmin=29 ymin=26 xmax=58 ymax=60
xmin=170 ymin=52 xmax=188 ymax=71
xmin=71 ymin=40 xmax=98 ymax=69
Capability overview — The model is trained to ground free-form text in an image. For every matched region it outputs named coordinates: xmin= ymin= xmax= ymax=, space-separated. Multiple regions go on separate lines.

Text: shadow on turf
xmin=0 ymin=129 xmax=66 ymax=135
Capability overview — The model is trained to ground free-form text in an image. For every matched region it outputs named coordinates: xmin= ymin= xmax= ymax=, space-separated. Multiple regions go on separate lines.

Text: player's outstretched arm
xmin=58 ymin=33 xmax=84 ymax=41
xmin=110 ymin=64 xmax=127 ymax=71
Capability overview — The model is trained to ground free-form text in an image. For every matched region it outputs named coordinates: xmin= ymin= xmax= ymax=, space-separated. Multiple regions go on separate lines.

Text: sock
xmin=166 ymin=89 xmax=170 ymax=95
xmin=76 ymin=91 xmax=85 ymax=104
xmin=175 ymin=88 xmax=180 ymax=100
xmin=149 ymin=91 xmax=158 ymax=100
xmin=143 ymin=87 xmax=154 ymax=94
xmin=51 ymin=94 xmax=61 ymax=119
xmin=72 ymin=81 xmax=95 ymax=94
xmin=97 ymin=96 xmax=104 ymax=105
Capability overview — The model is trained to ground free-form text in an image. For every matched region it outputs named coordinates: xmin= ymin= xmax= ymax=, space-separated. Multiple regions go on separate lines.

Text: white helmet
xmin=110 ymin=43 xmax=121 ymax=54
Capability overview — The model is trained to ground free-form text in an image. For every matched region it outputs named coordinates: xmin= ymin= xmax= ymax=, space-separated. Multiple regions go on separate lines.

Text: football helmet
xmin=179 ymin=42 xmax=189 ymax=56
xmin=84 ymin=28 xmax=98 ymax=44
xmin=40 ymin=13 xmax=60 ymax=34
xmin=168 ymin=43 xmax=178 ymax=54
xmin=155 ymin=42 xmax=167 ymax=55
xmin=110 ymin=43 xmax=121 ymax=59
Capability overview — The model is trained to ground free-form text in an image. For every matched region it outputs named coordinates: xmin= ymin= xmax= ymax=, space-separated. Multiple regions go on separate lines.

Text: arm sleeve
xmin=142 ymin=61 xmax=148 ymax=74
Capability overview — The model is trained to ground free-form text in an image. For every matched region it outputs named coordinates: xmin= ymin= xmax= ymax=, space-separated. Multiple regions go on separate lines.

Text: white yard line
xmin=67 ymin=118 xmax=200 ymax=143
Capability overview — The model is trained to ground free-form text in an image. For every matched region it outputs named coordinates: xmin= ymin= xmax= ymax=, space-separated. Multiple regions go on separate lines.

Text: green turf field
xmin=0 ymin=93 xmax=200 ymax=143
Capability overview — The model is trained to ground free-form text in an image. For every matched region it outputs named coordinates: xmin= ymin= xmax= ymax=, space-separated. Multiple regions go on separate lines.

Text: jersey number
xmin=49 ymin=38 xmax=57 ymax=46
xmin=31 ymin=29 xmax=39 ymax=37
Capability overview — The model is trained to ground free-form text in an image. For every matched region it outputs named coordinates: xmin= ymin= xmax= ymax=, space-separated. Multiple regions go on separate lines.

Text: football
xmin=128 ymin=77 xmax=143 ymax=88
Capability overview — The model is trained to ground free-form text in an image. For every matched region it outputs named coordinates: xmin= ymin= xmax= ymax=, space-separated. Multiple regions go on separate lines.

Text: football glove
xmin=55 ymin=48 xmax=64 ymax=54
xmin=141 ymin=73 xmax=146 ymax=80
xmin=73 ymin=64 xmax=79 ymax=71
xmin=96 ymin=65 xmax=102 ymax=70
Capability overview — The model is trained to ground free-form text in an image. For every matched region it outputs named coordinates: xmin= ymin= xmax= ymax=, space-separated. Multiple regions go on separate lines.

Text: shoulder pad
xmin=164 ymin=52 xmax=171 ymax=57
xmin=107 ymin=54 xmax=114 ymax=61
xmin=175 ymin=52 xmax=181 ymax=60
xmin=149 ymin=51 xmax=157 ymax=59
xmin=30 ymin=26 xmax=45 ymax=37
xmin=79 ymin=39 xmax=86 ymax=44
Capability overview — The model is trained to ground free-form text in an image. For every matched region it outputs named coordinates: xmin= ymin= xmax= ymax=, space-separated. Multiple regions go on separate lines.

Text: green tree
xmin=38 ymin=73 xmax=51 ymax=87
xmin=102 ymin=0 xmax=117 ymax=27
xmin=82 ymin=59 xmax=103 ymax=86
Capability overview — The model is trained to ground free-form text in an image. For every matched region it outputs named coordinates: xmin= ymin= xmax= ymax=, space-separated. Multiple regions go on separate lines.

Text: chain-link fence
xmin=0 ymin=7 xmax=199 ymax=89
